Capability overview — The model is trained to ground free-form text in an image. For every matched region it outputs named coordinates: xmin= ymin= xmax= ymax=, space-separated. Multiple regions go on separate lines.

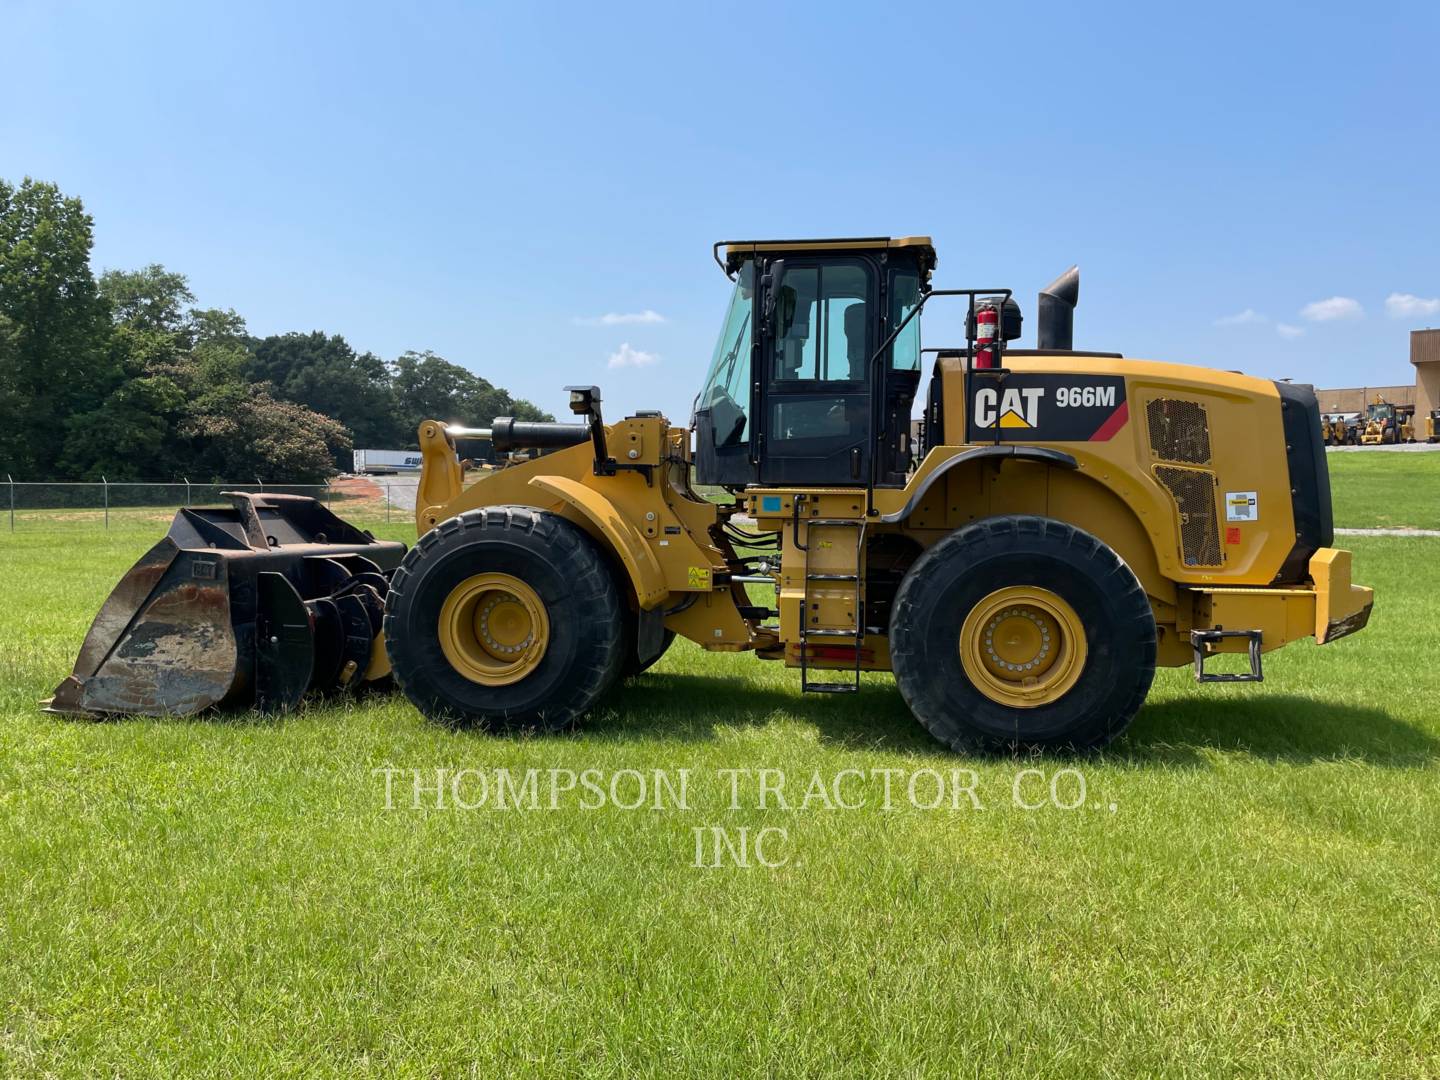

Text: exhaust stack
xmin=1036 ymin=266 xmax=1080 ymax=351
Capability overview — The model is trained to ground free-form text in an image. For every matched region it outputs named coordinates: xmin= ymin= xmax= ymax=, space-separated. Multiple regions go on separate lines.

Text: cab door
xmin=758 ymin=258 xmax=875 ymax=486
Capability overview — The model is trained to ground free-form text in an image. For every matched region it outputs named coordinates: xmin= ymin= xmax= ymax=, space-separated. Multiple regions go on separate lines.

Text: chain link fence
xmin=1 ymin=475 xmax=421 ymax=533
xmin=1 ymin=470 xmax=717 ymax=536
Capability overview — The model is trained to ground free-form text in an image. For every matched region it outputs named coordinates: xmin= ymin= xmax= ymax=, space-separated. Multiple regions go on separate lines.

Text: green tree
xmin=0 ymin=178 xmax=114 ymax=476
xmin=0 ymin=177 xmax=547 ymax=481
xmin=60 ymin=265 xmax=199 ymax=478
xmin=0 ymin=312 xmax=20 ymax=465
xmin=250 ymin=332 xmax=395 ymax=457
xmin=181 ymin=309 xmax=343 ymax=480
xmin=98 ymin=264 xmax=194 ymax=337
xmin=187 ymin=308 xmax=252 ymax=392
xmin=390 ymin=350 xmax=550 ymax=445
xmin=188 ymin=306 xmax=248 ymax=347
xmin=184 ymin=384 xmax=350 ymax=483
xmin=58 ymin=376 xmax=187 ymax=480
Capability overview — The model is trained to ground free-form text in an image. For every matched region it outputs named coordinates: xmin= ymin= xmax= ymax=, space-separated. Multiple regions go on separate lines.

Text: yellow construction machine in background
xmin=1360 ymin=397 xmax=1416 ymax=445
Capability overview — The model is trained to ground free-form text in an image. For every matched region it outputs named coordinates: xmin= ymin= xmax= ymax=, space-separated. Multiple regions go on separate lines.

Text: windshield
xmin=692 ymin=260 xmax=754 ymax=446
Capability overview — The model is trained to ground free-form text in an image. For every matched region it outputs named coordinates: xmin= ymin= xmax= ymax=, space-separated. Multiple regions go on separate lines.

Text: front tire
xmin=889 ymin=515 xmax=1156 ymax=753
xmin=383 ymin=506 xmax=624 ymax=731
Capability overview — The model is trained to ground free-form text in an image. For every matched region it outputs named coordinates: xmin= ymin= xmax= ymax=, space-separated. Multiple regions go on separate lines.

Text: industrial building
xmin=1316 ymin=328 xmax=1440 ymax=421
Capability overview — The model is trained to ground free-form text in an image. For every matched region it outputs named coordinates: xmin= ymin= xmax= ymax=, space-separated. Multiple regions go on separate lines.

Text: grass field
xmin=2 ymin=464 xmax=1439 ymax=1076
xmin=1327 ymin=449 xmax=1440 ymax=530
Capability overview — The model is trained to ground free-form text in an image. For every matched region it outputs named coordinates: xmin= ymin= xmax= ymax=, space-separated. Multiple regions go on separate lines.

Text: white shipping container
xmin=353 ymin=449 xmax=423 ymax=474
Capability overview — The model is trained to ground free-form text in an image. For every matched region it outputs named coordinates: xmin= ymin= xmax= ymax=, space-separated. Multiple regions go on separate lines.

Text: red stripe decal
xmin=1089 ymin=400 xmax=1129 ymax=441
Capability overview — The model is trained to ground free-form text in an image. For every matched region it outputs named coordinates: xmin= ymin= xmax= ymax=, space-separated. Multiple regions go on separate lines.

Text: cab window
xmin=773 ymin=264 xmax=869 ymax=382
xmin=694 ymin=261 xmax=754 ymax=447
xmin=889 ymin=269 xmax=921 ymax=371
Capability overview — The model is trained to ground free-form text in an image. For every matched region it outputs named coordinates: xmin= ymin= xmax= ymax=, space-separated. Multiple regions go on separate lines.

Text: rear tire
xmin=889 ymin=515 xmax=1156 ymax=753
xmin=383 ymin=506 xmax=623 ymax=731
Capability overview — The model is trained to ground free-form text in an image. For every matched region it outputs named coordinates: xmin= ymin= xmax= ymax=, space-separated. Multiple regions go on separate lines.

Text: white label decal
xmin=1225 ymin=491 xmax=1258 ymax=522
xmin=1055 ymin=385 xmax=1117 ymax=408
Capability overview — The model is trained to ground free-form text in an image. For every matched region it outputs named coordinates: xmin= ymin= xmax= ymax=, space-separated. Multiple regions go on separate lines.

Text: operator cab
xmin=692 ymin=236 xmax=934 ymax=488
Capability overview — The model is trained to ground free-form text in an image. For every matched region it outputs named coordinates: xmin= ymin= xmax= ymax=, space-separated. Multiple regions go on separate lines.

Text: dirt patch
xmin=328 ymin=476 xmax=383 ymax=499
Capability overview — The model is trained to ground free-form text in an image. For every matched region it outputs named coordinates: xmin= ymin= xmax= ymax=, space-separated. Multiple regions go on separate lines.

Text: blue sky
xmin=5 ymin=1 xmax=1438 ymax=425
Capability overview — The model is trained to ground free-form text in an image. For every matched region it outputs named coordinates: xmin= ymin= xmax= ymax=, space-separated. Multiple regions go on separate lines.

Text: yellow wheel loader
xmin=1428 ymin=409 xmax=1440 ymax=443
xmin=51 ymin=237 xmax=1373 ymax=752
xmin=1325 ymin=414 xmax=1360 ymax=446
xmin=1360 ymin=397 xmax=1415 ymax=445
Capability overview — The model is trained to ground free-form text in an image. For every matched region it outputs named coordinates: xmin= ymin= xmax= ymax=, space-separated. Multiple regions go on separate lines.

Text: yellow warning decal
xmin=687 ymin=566 xmax=712 ymax=588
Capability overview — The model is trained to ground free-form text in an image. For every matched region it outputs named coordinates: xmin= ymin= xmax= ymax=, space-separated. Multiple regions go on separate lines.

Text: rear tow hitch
xmin=1190 ymin=629 xmax=1264 ymax=684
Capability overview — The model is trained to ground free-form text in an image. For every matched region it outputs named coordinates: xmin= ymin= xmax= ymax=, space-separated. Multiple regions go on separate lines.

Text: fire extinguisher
xmin=974 ymin=303 xmax=999 ymax=369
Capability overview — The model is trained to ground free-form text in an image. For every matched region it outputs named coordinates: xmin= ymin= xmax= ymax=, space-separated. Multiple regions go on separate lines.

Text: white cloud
xmin=1384 ymin=292 xmax=1440 ymax=319
xmin=1276 ymin=323 xmax=1305 ymax=339
xmin=607 ymin=342 xmax=660 ymax=369
xmin=1215 ymin=308 xmax=1267 ymax=326
xmin=1299 ymin=296 xmax=1363 ymax=322
xmin=575 ymin=310 xmax=666 ymax=326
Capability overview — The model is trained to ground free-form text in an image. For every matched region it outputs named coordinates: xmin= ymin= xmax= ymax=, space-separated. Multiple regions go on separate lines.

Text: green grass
xmin=2 ymin=502 xmax=1439 ymax=1075
xmin=1327 ymin=449 xmax=1440 ymax=530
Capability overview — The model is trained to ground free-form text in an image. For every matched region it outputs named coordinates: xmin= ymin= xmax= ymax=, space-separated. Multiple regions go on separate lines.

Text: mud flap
xmin=636 ymin=607 xmax=667 ymax=666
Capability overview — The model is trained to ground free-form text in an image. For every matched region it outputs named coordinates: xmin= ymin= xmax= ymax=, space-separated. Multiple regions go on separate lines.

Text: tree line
xmin=0 ymin=178 xmax=549 ymax=482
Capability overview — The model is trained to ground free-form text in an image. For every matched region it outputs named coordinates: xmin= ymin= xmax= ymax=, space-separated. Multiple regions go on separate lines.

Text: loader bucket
xmin=45 ymin=492 xmax=406 ymax=718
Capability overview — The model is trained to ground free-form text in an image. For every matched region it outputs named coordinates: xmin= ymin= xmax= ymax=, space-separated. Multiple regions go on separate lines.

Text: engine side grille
xmin=1155 ymin=465 xmax=1222 ymax=567
xmin=1146 ymin=398 xmax=1212 ymax=465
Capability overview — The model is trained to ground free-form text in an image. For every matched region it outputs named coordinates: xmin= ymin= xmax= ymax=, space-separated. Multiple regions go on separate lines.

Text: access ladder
xmin=798 ymin=516 xmax=866 ymax=693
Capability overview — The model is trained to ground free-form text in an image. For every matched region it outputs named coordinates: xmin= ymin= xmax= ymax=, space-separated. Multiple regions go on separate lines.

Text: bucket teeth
xmin=47 ymin=493 xmax=406 ymax=718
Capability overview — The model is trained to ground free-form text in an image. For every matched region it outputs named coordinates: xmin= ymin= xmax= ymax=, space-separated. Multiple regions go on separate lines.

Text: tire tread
xmin=890 ymin=514 xmax=1157 ymax=754
xmin=383 ymin=506 xmax=623 ymax=731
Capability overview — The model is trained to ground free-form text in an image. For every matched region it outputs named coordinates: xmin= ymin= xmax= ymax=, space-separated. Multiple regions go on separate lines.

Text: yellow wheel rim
xmin=437 ymin=573 xmax=550 ymax=686
xmin=959 ymin=586 xmax=1088 ymax=708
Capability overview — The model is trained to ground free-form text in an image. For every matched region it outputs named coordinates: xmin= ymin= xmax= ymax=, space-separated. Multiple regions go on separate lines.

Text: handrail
xmin=864 ymin=288 xmax=1012 ymax=515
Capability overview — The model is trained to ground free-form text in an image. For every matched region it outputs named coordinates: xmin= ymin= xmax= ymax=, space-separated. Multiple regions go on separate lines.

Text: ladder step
xmin=1190 ymin=629 xmax=1264 ymax=683
xmin=797 ymin=508 xmax=866 ymax=697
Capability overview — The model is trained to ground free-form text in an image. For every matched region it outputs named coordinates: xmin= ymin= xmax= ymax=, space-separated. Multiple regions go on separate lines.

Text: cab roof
xmin=716 ymin=236 xmax=936 ymax=277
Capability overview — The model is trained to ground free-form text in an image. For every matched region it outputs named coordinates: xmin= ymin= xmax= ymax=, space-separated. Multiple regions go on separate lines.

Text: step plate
xmin=1191 ymin=629 xmax=1264 ymax=683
